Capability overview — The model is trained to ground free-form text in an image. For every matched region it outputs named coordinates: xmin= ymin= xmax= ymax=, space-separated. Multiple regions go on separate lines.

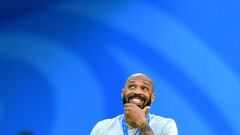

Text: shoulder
xmin=149 ymin=114 xmax=178 ymax=135
xmin=96 ymin=114 xmax=123 ymax=127
xmin=150 ymin=114 xmax=177 ymax=125
xmin=90 ymin=114 xmax=124 ymax=135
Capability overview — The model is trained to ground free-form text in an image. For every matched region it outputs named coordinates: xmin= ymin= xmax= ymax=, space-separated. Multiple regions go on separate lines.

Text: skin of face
xmin=122 ymin=73 xmax=155 ymax=109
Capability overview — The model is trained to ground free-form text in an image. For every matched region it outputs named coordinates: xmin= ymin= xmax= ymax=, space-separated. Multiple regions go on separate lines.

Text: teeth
xmin=133 ymin=98 xmax=140 ymax=101
xmin=130 ymin=96 xmax=142 ymax=100
xmin=131 ymin=98 xmax=142 ymax=103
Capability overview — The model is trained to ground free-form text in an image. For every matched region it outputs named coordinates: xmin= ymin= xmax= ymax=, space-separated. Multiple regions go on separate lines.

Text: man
xmin=91 ymin=73 xmax=178 ymax=135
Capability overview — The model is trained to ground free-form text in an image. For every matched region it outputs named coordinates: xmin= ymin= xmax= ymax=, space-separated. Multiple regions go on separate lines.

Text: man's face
xmin=122 ymin=74 xmax=155 ymax=109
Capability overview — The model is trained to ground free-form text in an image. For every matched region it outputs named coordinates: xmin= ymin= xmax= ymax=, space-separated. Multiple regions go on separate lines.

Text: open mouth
xmin=128 ymin=95 xmax=145 ymax=105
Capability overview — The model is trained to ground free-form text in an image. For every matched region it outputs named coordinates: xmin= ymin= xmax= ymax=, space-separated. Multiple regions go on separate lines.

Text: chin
xmin=138 ymin=105 xmax=144 ymax=109
xmin=134 ymin=103 xmax=144 ymax=109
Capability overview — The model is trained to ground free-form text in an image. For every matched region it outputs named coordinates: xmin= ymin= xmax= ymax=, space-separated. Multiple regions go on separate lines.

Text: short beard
xmin=122 ymin=96 xmax=152 ymax=109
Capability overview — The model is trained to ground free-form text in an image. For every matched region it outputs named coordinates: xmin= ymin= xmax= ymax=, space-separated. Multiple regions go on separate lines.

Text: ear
xmin=151 ymin=93 xmax=155 ymax=103
xmin=121 ymin=88 xmax=124 ymax=98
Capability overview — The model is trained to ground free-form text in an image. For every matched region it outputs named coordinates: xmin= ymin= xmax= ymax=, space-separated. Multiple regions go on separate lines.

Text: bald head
xmin=126 ymin=73 xmax=154 ymax=92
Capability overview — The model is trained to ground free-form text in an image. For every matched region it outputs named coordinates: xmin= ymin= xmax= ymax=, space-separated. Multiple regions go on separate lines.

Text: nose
xmin=133 ymin=86 xmax=144 ymax=95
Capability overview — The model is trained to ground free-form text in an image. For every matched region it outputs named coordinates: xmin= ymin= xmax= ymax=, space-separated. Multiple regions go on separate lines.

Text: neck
xmin=125 ymin=119 xmax=138 ymax=128
xmin=124 ymin=113 xmax=148 ymax=129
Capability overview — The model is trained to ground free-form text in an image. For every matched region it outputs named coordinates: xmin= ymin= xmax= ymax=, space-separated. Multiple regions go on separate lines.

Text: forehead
xmin=126 ymin=75 xmax=152 ymax=86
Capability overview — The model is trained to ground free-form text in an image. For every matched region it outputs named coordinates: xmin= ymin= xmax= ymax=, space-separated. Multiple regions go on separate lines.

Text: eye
xmin=142 ymin=86 xmax=149 ymax=92
xmin=128 ymin=84 xmax=135 ymax=89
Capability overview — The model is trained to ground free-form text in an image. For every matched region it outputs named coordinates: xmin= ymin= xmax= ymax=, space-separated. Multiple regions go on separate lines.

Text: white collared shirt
xmin=90 ymin=114 xmax=178 ymax=135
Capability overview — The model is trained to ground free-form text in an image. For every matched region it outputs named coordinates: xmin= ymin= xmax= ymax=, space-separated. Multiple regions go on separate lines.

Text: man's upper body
xmin=91 ymin=73 xmax=178 ymax=135
xmin=90 ymin=113 xmax=178 ymax=135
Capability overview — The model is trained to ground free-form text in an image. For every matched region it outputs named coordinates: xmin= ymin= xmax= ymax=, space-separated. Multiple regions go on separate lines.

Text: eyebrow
xmin=128 ymin=80 xmax=150 ymax=86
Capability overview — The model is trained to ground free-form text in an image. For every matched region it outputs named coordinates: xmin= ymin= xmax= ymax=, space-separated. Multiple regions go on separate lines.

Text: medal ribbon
xmin=122 ymin=114 xmax=150 ymax=135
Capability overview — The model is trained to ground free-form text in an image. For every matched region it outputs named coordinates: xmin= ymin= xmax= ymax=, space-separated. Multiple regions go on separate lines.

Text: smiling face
xmin=122 ymin=73 xmax=155 ymax=109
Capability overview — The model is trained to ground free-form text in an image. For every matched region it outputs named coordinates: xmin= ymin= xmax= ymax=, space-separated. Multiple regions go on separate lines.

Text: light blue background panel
xmin=0 ymin=0 xmax=240 ymax=135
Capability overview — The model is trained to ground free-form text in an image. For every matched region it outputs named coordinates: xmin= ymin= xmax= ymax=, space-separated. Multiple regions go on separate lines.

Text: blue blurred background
xmin=0 ymin=0 xmax=240 ymax=134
